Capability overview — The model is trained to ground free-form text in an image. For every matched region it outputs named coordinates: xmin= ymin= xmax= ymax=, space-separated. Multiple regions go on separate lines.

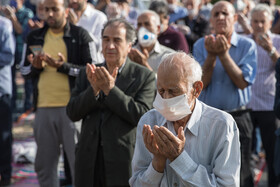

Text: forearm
xmin=202 ymin=54 xmax=216 ymax=88
xmin=219 ymin=52 xmax=248 ymax=89
xmin=11 ymin=17 xmax=23 ymax=34
xmin=67 ymin=71 xmax=100 ymax=121
xmin=269 ymin=49 xmax=280 ymax=63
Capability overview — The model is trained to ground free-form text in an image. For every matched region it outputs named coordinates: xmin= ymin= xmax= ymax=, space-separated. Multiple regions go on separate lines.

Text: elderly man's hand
xmin=216 ymin=35 xmax=231 ymax=56
xmin=153 ymin=125 xmax=185 ymax=162
xmin=205 ymin=34 xmax=231 ymax=57
xmin=93 ymin=66 xmax=118 ymax=96
xmin=256 ymin=33 xmax=274 ymax=52
xmin=143 ymin=124 xmax=167 ymax=172
xmin=86 ymin=63 xmax=100 ymax=96
xmin=204 ymin=35 xmax=217 ymax=56
xmin=128 ymin=48 xmax=152 ymax=71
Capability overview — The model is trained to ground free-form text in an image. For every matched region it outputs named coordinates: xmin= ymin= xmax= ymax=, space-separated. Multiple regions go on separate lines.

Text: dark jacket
xmin=22 ymin=22 xmax=93 ymax=110
xmin=67 ymin=59 xmax=156 ymax=186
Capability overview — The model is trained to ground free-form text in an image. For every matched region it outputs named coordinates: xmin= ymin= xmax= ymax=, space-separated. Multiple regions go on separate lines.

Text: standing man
xmin=0 ymin=15 xmax=15 ymax=186
xmin=67 ymin=18 xmax=156 ymax=187
xmin=177 ymin=0 xmax=210 ymax=52
xmin=68 ymin=0 xmax=107 ymax=64
xmin=246 ymin=4 xmax=280 ymax=187
xmin=129 ymin=10 xmax=174 ymax=73
xmin=149 ymin=0 xmax=189 ymax=54
xmin=130 ymin=52 xmax=240 ymax=186
xmin=193 ymin=1 xmax=257 ymax=187
xmin=2 ymin=0 xmax=34 ymax=116
xmin=21 ymin=0 xmax=94 ymax=186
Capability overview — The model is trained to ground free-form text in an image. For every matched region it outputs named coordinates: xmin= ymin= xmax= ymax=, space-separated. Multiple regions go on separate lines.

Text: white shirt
xmin=130 ymin=99 xmax=240 ymax=187
xmin=135 ymin=41 xmax=174 ymax=72
xmin=77 ymin=4 xmax=107 ymax=64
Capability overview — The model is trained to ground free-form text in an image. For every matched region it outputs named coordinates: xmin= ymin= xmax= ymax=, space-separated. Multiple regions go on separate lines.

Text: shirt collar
xmin=135 ymin=41 xmax=161 ymax=55
xmin=230 ymin=31 xmax=238 ymax=47
xmin=82 ymin=5 xmax=91 ymax=18
xmin=185 ymin=99 xmax=201 ymax=136
xmin=164 ymin=98 xmax=202 ymax=137
xmin=103 ymin=59 xmax=126 ymax=74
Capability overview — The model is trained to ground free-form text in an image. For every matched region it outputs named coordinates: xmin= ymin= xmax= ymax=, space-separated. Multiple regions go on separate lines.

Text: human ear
xmin=193 ymin=81 xmax=203 ymax=98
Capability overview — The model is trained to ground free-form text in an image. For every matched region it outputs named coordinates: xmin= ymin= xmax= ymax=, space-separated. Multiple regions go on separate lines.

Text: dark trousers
xmin=250 ymin=111 xmax=280 ymax=187
xmin=0 ymin=95 xmax=13 ymax=180
xmin=229 ymin=109 xmax=254 ymax=187
xmin=23 ymin=78 xmax=33 ymax=112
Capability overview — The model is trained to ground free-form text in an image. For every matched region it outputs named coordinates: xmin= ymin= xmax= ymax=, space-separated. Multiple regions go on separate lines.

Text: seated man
xmin=129 ymin=52 xmax=240 ymax=186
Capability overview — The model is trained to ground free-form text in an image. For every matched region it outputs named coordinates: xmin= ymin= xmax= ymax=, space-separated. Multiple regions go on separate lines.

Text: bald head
xmin=210 ymin=0 xmax=237 ymax=37
xmin=158 ymin=52 xmax=202 ymax=89
xmin=212 ymin=1 xmax=235 ymax=15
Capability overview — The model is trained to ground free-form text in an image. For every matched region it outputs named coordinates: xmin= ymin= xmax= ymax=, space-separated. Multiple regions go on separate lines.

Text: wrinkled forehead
xmin=211 ymin=2 xmax=235 ymax=16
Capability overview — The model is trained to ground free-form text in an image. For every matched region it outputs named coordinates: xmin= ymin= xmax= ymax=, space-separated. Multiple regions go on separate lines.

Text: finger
xmin=112 ymin=67 xmax=119 ymax=79
xmin=58 ymin=52 xmax=65 ymax=62
xmin=98 ymin=67 xmax=109 ymax=80
xmin=153 ymin=126 xmax=169 ymax=144
xmin=177 ymin=126 xmax=185 ymax=141
xmin=86 ymin=63 xmax=93 ymax=77
xmin=27 ymin=54 xmax=34 ymax=63
xmin=142 ymin=48 xmax=149 ymax=58
xmin=94 ymin=67 xmax=103 ymax=80
xmin=156 ymin=126 xmax=177 ymax=143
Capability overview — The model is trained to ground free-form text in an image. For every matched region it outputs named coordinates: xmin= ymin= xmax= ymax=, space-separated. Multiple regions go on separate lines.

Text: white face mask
xmin=137 ymin=27 xmax=156 ymax=47
xmin=153 ymin=92 xmax=192 ymax=121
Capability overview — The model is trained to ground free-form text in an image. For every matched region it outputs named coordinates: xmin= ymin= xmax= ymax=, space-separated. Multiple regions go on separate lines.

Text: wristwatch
xmin=269 ymin=47 xmax=276 ymax=57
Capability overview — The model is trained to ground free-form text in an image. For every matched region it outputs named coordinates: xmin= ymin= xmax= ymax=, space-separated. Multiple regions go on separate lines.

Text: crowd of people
xmin=0 ymin=0 xmax=280 ymax=186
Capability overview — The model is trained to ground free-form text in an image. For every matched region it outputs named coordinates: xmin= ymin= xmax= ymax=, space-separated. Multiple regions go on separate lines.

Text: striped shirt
xmin=246 ymin=32 xmax=280 ymax=111
xmin=130 ymin=99 xmax=240 ymax=187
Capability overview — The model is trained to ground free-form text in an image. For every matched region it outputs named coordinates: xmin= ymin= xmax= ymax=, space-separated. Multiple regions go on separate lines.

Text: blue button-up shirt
xmin=0 ymin=16 xmax=15 ymax=96
xmin=193 ymin=32 xmax=257 ymax=111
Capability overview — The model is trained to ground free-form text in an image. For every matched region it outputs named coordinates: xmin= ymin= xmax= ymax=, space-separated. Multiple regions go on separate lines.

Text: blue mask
xmin=10 ymin=0 xmax=17 ymax=9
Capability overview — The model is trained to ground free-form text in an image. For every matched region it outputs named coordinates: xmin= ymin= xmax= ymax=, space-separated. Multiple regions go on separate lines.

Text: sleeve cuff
xmin=169 ymin=151 xmax=198 ymax=175
xmin=143 ymin=163 xmax=164 ymax=184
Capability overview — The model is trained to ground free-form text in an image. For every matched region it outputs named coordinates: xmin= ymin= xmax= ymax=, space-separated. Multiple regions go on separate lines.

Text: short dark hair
xmin=101 ymin=18 xmax=136 ymax=44
xmin=149 ymin=0 xmax=169 ymax=17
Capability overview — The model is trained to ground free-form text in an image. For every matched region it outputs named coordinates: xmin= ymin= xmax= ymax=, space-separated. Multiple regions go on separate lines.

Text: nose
xmin=257 ymin=22 xmax=263 ymax=28
xmin=47 ymin=10 xmax=53 ymax=17
xmin=108 ymin=41 xmax=115 ymax=49
xmin=217 ymin=13 xmax=225 ymax=20
xmin=161 ymin=91 xmax=171 ymax=99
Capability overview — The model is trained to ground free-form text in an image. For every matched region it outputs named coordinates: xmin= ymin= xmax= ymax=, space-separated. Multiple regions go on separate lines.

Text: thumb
xmin=142 ymin=48 xmax=149 ymax=58
xmin=177 ymin=126 xmax=185 ymax=141
xmin=112 ymin=67 xmax=119 ymax=79
xmin=58 ymin=52 xmax=65 ymax=62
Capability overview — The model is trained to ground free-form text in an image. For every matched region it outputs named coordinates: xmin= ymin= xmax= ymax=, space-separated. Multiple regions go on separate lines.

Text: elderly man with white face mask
xmin=128 ymin=10 xmax=174 ymax=73
xmin=129 ymin=52 xmax=241 ymax=187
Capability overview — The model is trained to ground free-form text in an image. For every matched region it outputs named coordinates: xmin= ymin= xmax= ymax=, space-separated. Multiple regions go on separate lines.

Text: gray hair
xmin=139 ymin=10 xmax=161 ymax=26
xmin=160 ymin=51 xmax=202 ymax=90
xmin=250 ymin=3 xmax=274 ymax=21
xmin=101 ymin=18 xmax=136 ymax=44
